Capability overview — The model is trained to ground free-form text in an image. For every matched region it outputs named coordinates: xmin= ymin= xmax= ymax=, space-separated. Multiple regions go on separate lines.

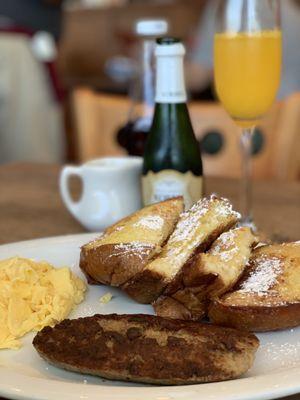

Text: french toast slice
xmin=154 ymin=227 xmax=258 ymax=321
xmin=209 ymin=242 xmax=300 ymax=331
xmin=80 ymin=197 xmax=184 ymax=286
xmin=123 ymin=196 xmax=241 ymax=304
xmin=33 ymin=313 xmax=259 ymax=385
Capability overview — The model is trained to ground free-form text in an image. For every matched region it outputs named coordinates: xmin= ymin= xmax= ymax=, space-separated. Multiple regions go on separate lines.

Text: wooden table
xmin=0 ymin=163 xmax=299 ymax=400
xmin=0 ymin=163 xmax=299 ymax=244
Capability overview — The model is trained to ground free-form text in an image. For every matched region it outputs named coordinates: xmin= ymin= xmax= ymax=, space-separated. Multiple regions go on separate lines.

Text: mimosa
xmin=214 ymin=0 xmax=281 ymax=228
xmin=214 ymin=30 xmax=282 ymax=126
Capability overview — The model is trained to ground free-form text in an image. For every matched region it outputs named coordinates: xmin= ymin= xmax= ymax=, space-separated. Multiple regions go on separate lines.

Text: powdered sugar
xmin=106 ymin=242 xmax=153 ymax=260
xmin=113 ymin=226 xmax=125 ymax=232
xmin=133 ymin=215 xmax=164 ymax=231
xmin=208 ymin=195 xmax=241 ymax=220
xmin=239 ymin=256 xmax=283 ymax=295
xmin=210 ymin=229 xmax=240 ymax=262
xmin=210 ymin=230 xmax=236 ymax=252
xmin=171 ymin=202 xmax=210 ymax=243
xmin=113 ymin=242 xmax=151 ymax=251
xmin=215 ymin=246 xmax=240 ymax=262
xmin=170 ymin=196 xmax=240 ymax=245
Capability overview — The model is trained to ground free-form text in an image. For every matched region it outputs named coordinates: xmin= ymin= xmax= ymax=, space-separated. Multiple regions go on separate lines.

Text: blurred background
xmin=0 ymin=0 xmax=299 ymax=181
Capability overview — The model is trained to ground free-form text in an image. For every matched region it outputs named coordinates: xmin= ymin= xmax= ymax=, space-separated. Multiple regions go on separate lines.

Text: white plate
xmin=0 ymin=234 xmax=300 ymax=400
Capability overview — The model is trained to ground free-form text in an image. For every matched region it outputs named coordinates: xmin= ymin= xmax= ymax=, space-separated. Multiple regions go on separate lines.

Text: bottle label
xmin=142 ymin=170 xmax=203 ymax=209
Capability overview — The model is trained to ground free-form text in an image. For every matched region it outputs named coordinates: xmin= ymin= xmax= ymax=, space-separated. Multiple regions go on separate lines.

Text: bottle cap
xmin=135 ymin=19 xmax=168 ymax=36
xmin=155 ymin=37 xmax=185 ymax=57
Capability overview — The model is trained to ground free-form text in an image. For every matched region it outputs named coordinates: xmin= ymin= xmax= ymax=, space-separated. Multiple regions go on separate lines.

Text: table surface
xmin=0 ymin=162 xmax=299 ymax=400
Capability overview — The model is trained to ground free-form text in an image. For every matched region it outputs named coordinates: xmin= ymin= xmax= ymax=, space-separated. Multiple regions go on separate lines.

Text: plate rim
xmin=0 ymin=232 xmax=96 ymax=250
xmin=0 ymin=366 xmax=300 ymax=400
xmin=0 ymin=233 xmax=300 ymax=400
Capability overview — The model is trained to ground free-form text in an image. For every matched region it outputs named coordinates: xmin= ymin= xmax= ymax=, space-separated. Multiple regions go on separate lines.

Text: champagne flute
xmin=214 ymin=0 xmax=282 ymax=228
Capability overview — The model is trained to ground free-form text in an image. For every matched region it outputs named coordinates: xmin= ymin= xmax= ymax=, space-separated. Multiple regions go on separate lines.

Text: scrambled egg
xmin=0 ymin=257 xmax=86 ymax=350
xmin=99 ymin=292 xmax=112 ymax=304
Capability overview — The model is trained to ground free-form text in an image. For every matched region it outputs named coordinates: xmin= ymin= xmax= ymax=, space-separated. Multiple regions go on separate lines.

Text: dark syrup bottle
xmin=116 ymin=20 xmax=168 ymax=156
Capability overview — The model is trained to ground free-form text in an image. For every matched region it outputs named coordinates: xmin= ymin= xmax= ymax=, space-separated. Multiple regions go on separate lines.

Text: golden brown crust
xmin=208 ymin=242 xmax=300 ymax=332
xmin=80 ymin=197 xmax=184 ymax=287
xmin=209 ymin=300 xmax=300 ymax=332
xmin=123 ymin=198 xmax=240 ymax=304
xmin=104 ymin=196 xmax=184 ymax=235
xmin=153 ymin=296 xmax=195 ymax=320
xmin=153 ymin=256 xmax=214 ymax=320
xmin=33 ymin=314 xmax=259 ymax=385
xmin=122 ymin=241 xmax=216 ymax=305
xmin=154 ymin=227 xmax=257 ymax=320
xmin=122 ymin=268 xmax=167 ymax=303
xmin=126 ymin=223 xmax=229 ymax=302
xmin=80 ymin=243 xmax=155 ymax=286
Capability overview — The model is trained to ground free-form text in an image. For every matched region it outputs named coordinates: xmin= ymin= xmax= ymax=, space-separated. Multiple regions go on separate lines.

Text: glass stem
xmin=240 ymin=127 xmax=254 ymax=225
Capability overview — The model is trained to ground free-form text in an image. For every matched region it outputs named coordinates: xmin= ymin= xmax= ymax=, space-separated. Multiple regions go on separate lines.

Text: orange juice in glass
xmin=215 ymin=30 xmax=282 ymax=127
xmin=214 ymin=0 xmax=282 ymax=228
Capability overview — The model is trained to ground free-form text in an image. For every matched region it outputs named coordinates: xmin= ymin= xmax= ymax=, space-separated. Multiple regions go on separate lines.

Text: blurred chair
xmin=189 ymin=102 xmax=280 ymax=180
xmin=71 ymin=87 xmax=300 ymax=181
xmin=271 ymin=92 xmax=300 ymax=181
xmin=72 ymin=88 xmax=152 ymax=159
xmin=190 ymin=94 xmax=300 ymax=181
xmin=71 ymin=88 xmax=127 ymax=160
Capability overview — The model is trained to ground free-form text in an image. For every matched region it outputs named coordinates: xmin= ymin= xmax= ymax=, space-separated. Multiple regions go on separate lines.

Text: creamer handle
xmin=59 ymin=166 xmax=82 ymax=219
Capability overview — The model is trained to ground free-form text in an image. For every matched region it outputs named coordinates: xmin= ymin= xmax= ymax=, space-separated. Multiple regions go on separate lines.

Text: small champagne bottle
xmin=142 ymin=37 xmax=203 ymax=209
